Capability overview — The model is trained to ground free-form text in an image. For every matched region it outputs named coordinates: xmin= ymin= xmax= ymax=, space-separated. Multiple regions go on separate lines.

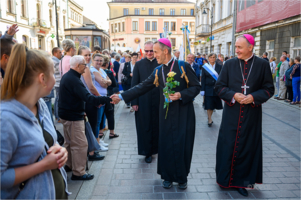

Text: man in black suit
xmin=122 ymin=52 xmax=138 ymax=108
xmin=187 ymin=54 xmax=201 ymax=81
xmin=201 ymin=53 xmax=223 ymax=126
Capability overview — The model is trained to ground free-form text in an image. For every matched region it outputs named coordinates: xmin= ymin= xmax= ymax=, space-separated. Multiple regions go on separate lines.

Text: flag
xmin=207 ymin=37 xmax=210 ymax=42
xmin=179 ymin=43 xmax=184 ymax=61
xmin=159 ymin=33 xmax=164 ymax=38
xmin=185 ymin=25 xmax=191 ymax=55
xmin=163 ymin=27 xmax=167 ymax=38
xmin=136 ymin=44 xmax=143 ymax=59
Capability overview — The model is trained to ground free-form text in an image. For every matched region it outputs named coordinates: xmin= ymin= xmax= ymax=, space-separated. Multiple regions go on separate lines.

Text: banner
xmin=236 ymin=0 xmax=301 ymax=32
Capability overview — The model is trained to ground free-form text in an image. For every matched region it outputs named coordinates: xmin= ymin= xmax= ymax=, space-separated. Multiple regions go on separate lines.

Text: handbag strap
xmin=60 ymin=56 xmax=64 ymax=78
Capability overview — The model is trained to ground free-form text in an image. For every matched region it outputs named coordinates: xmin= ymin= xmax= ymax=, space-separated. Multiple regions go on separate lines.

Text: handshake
xmin=110 ymin=94 xmax=122 ymax=104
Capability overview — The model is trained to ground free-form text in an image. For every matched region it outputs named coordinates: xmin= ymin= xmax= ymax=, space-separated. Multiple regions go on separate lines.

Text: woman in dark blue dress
xmin=201 ymin=53 xmax=223 ymax=127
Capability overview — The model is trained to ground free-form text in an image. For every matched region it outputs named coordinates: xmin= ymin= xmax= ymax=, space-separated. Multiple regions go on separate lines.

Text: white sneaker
xmin=96 ymin=145 xmax=108 ymax=152
xmin=99 ymin=140 xmax=109 ymax=147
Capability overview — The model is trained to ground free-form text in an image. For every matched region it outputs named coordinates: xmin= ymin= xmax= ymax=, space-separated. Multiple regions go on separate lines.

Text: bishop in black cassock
xmin=214 ymin=34 xmax=274 ymax=197
xmin=112 ymin=39 xmax=201 ymax=189
xmin=131 ymin=53 xmax=160 ymax=163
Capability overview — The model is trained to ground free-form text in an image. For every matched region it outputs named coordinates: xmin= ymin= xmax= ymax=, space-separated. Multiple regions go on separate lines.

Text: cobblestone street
xmin=58 ymin=96 xmax=300 ymax=200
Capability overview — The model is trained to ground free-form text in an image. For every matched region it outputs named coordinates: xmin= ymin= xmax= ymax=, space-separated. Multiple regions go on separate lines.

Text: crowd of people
xmin=1 ymin=24 xmax=300 ymax=199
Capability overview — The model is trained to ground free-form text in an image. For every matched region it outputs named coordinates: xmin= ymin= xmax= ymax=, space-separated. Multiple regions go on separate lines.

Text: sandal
xmin=284 ymin=99 xmax=291 ymax=103
xmin=109 ymin=133 xmax=119 ymax=139
xmin=290 ymin=102 xmax=297 ymax=105
xmin=99 ymin=132 xmax=104 ymax=138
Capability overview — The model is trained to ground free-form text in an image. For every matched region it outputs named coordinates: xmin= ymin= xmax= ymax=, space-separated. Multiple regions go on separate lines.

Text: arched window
xmin=122 ymin=43 xmax=126 ymax=47
xmin=22 ymin=35 xmax=27 ymax=46
xmin=117 ymin=43 xmax=120 ymax=47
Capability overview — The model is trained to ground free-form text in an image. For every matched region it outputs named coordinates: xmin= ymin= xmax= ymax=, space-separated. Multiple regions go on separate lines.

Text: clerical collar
xmin=244 ymin=54 xmax=254 ymax=62
xmin=164 ymin=57 xmax=174 ymax=67
xmin=147 ymin=57 xmax=155 ymax=62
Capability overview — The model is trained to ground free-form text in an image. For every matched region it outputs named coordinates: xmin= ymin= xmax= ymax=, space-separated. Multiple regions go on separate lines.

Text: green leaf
xmin=163 ymin=87 xmax=168 ymax=93
xmin=164 ymin=104 xmax=166 ymax=109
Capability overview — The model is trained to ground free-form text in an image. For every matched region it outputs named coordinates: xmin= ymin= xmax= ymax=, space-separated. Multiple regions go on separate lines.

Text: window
xmin=159 ymin=8 xmax=165 ymax=15
xmin=122 ymin=22 xmax=125 ymax=31
xmin=171 ymin=38 xmax=176 ymax=47
xmin=218 ymin=44 xmax=222 ymax=54
xmin=171 ymin=22 xmax=176 ymax=31
xmin=227 ymin=42 xmax=231 ymax=56
xmin=181 ymin=9 xmax=186 ymax=15
xmin=190 ymin=9 xmax=194 ymax=16
xmin=205 ymin=47 xmax=208 ymax=54
xmin=246 ymin=0 xmax=256 ymax=8
xmin=118 ymin=23 xmax=121 ymax=32
xmin=49 ymin=9 xmax=52 ymax=26
xmin=132 ymin=21 xmax=138 ymax=31
xmin=190 ymin=22 xmax=195 ymax=32
xmin=123 ymin=8 xmax=129 ymax=16
xmin=152 ymin=21 xmax=157 ymax=31
xmin=145 ymin=21 xmax=150 ymax=31
xmin=266 ymin=40 xmax=274 ymax=58
xmin=37 ymin=4 xmax=40 ymax=20
xmin=239 ymin=0 xmax=245 ymax=12
xmin=164 ymin=22 xmax=169 ymax=31
xmin=149 ymin=8 xmax=154 ymax=15
xmin=183 ymin=22 xmax=188 ymax=27
xmin=7 ymin=0 xmax=13 ymax=13
xmin=292 ymin=37 xmax=301 ymax=57
xmin=111 ymin=24 xmax=114 ymax=33
xmin=63 ymin=16 xmax=66 ymax=29
xmin=135 ymin=8 xmax=140 ymax=15
xmin=21 ymin=0 xmax=26 ymax=17
xmin=229 ymin=0 xmax=233 ymax=15
xmin=145 ymin=38 xmax=151 ymax=42
xmin=152 ymin=38 xmax=157 ymax=42
xmin=115 ymin=23 xmax=117 ymax=32
xmin=211 ymin=45 xmax=214 ymax=53
xmin=170 ymin=9 xmax=175 ymax=15
xmin=22 ymin=35 xmax=27 ymax=45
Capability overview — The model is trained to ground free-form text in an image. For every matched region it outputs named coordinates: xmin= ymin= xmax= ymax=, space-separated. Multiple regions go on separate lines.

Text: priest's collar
xmin=244 ymin=53 xmax=254 ymax=62
xmin=164 ymin=57 xmax=174 ymax=66
xmin=147 ymin=57 xmax=156 ymax=62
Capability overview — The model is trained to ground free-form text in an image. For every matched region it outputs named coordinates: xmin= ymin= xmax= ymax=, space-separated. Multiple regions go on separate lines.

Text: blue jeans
xmin=96 ymin=106 xmax=105 ymax=138
xmin=292 ymin=76 xmax=300 ymax=102
xmin=45 ymin=100 xmax=54 ymax=124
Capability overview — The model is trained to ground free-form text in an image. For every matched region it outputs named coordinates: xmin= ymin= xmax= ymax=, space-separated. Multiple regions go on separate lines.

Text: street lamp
xmin=202 ymin=7 xmax=213 ymax=53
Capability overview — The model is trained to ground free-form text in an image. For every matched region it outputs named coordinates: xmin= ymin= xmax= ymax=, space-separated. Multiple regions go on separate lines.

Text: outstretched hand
xmin=110 ymin=94 xmax=121 ymax=104
xmin=7 ymin=24 xmax=19 ymax=36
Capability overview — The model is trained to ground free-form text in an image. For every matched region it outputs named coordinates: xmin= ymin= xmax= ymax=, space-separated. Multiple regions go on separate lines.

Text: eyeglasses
xmin=94 ymin=60 xmax=103 ymax=62
xmin=145 ymin=50 xmax=153 ymax=53
xmin=80 ymin=63 xmax=87 ymax=67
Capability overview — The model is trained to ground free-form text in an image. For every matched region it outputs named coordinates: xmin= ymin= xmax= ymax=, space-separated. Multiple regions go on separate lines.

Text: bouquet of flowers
xmin=163 ymin=71 xmax=180 ymax=119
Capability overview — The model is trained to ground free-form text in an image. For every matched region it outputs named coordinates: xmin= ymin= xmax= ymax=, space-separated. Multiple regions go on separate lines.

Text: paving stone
xmin=141 ymin=193 xmax=163 ymax=199
xmin=191 ymin=173 xmax=210 ymax=179
xmin=140 ymin=179 xmax=163 ymax=186
xmin=207 ymin=192 xmax=232 ymax=199
xmin=154 ymin=186 xmax=176 ymax=193
xmin=131 ymin=185 xmax=154 ymax=193
xmin=279 ymin=177 xmax=300 ymax=184
xmin=106 ymin=193 xmax=141 ymax=199
xmin=163 ymin=193 xmax=187 ymax=199
xmin=276 ymin=184 xmax=299 ymax=190
xmin=228 ymin=190 xmax=255 ymax=199
xmin=175 ymin=185 xmax=197 ymax=193
xmin=186 ymin=193 xmax=209 ymax=199
xmin=196 ymin=185 xmax=220 ymax=192
xmin=114 ymin=173 xmax=135 ymax=180
xmin=273 ymin=190 xmax=297 ymax=198
xmin=119 ymin=179 xmax=140 ymax=186
xmin=250 ymin=191 xmax=277 ymax=199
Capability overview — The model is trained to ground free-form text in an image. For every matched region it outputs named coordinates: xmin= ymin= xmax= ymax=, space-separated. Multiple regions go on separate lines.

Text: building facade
xmin=108 ymin=0 xmax=196 ymax=53
xmin=68 ymin=0 xmax=83 ymax=28
xmin=234 ymin=0 xmax=300 ymax=60
xmin=0 ymin=0 xmax=69 ymax=53
xmin=195 ymin=0 xmax=234 ymax=56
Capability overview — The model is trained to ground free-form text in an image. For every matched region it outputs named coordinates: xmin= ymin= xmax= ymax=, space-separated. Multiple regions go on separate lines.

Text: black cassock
xmin=131 ymin=58 xmax=160 ymax=156
xmin=214 ymin=56 xmax=274 ymax=188
xmin=122 ymin=58 xmax=201 ymax=183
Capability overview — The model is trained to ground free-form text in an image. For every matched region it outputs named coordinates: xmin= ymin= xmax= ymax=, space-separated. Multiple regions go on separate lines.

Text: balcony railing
xmin=196 ymin=24 xmax=211 ymax=36
xmin=31 ymin=18 xmax=50 ymax=29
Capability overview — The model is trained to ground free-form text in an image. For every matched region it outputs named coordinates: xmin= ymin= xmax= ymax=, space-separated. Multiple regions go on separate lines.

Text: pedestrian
xmin=122 ymin=52 xmax=138 ymax=109
xmin=99 ymin=55 xmax=120 ymax=139
xmin=118 ymin=54 xmax=131 ymax=86
xmin=174 ymin=50 xmax=180 ymax=60
xmin=0 ymin=39 xmax=14 ymax=87
xmin=111 ymin=38 xmax=201 ymax=190
xmin=58 ymin=55 xmax=113 ymax=181
xmin=269 ymin=57 xmax=276 ymax=76
xmin=276 ymin=55 xmax=289 ymax=100
xmin=262 ymin=52 xmax=269 ymax=62
xmin=78 ymin=46 xmax=109 ymax=157
xmin=282 ymin=51 xmax=290 ymax=62
xmin=186 ymin=54 xmax=201 ymax=81
xmin=201 ymin=53 xmax=223 ymax=127
xmin=284 ymin=59 xmax=295 ymax=102
xmin=120 ymin=52 xmax=126 ymax=63
xmin=52 ymin=47 xmax=63 ymax=122
xmin=131 ymin=41 xmax=160 ymax=163
xmin=274 ymin=58 xmax=282 ymax=98
xmin=215 ymin=34 xmax=274 ymax=197
xmin=290 ymin=56 xmax=301 ymax=105
xmin=59 ymin=39 xmax=77 ymax=76
xmin=90 ymin=51 xmax=112 ymax=142
xmin=113 ymin=54 xmax=121 ymax=83
xmin=1 ymin=44 xmax=70 ymax=199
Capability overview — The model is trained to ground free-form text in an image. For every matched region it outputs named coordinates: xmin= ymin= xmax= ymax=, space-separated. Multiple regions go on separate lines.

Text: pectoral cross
xmin=241 ymin=84 xmax=249 ymax=95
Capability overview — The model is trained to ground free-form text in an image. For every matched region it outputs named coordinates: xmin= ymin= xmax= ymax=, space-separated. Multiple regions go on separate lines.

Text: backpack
xmin=153 ymin=60 xmax=189 ymax=88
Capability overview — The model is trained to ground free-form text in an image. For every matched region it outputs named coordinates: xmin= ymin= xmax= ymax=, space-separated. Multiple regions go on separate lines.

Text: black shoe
xmin=64 ymin=165 xmax=72 ymax=172
xmin=236 ymin=188 xmax=248 ymax=197
xmin=178 ymin=182 xmax=187 ymax=190
xmin=71 ymin=173 xmax=94 ymax=181
xmin=163 ymin=180 xmax=172 ymax=189
xmin=208 ymin=121 xmax=213 ymax=127
xmin=145 ymin=156 xmax=152 ymax=163
xmin=88 ymin=153 xmax=105 ymax=161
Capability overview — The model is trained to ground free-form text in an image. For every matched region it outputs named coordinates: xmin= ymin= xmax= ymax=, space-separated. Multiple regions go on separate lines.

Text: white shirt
xmin=164 ymin=57 xmax=174 ymax=67
xmin=244 ymin=54 xmax=254 ymax=62
xmin=130 ymin=62 xmax=135 ymax=72
xmin=209 ymin=63 xmax=216 ymax=70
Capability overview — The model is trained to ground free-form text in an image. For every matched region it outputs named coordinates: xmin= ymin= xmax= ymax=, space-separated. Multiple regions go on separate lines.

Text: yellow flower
xmin=167 ymin=71 xmax=177 ymax=78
